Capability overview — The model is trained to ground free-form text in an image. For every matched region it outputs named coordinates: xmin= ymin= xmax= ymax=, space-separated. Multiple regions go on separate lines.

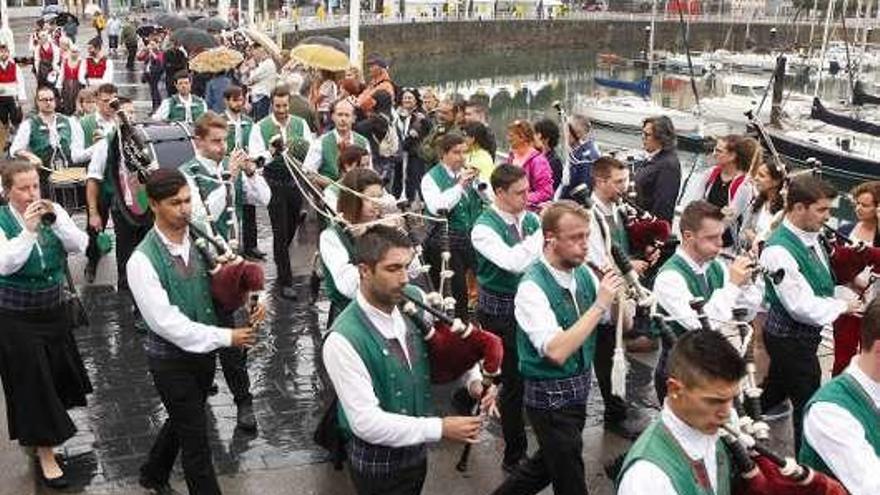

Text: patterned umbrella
xmin=171 ymin=27 xmax=218 ymax=54
xmin=289 ymin=44 xmax=349 ymax=72
xmin=189 ymin=46 xmax=244 ymax=73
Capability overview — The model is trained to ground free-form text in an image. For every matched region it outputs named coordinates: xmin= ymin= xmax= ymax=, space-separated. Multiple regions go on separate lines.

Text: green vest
xmin=764 ymin=225 xmax=835 ymax=312
xmin=136 ymin=228 xmax=217 ymax=325
xmin=166 ymin=95 xmax=207 ymax=123
xmin=257 ymin=115 xmax=308 ymax=170
xmin=597 ymin=203 xmax=630 ymax=255
xmin=799 ymin=372 xmax=880 ymax=477
xmin=618 ymin=419 xmax=731 ymax=495
xmin=178 ymin=157 xmax=244 ymax=242
xmin=321 ymin=222 xmax=356 ymax=309
xmin=332 ymin=285 xmax=433 ymax=438
xmin=27 ymin=114 xmax=73 ymax=167
xmin=474 ymin=208 xmax=540 ymax=295
xmin=657 ymin=253 xmax=725 ymax=335
xmin=317 ymin=130 xmax=370 ymax=181
xmin=426 ymin=164 xmax=484 ymax=233
xmin=0 ymin=205 xmax=66 ymax=291
xmin=517 ymin=261 xmax=597 ymax=380
xmin=80 ymin=113 xmax=98 ymax=148
xmin=97 ymin=128 xmax=118 ymax=203
xmin=225 ymin=115 xmax=254 ymax=153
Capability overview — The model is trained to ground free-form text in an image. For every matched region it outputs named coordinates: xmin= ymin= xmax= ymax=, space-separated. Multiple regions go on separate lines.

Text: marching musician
xmin=322 ymin=225 xmax=495 ymax=495
xmin=303 ymin=97 xmax=370 ymax=189
xmin=178 ymin=112 xmax=270 ymax=432
xmin=223 ymin=85 xmax=264 ymax=261
xmin=800 ymin=296 xmax=880 ymax=495
xmin=420 ymin=133 xmax=485 ymax=319
xmin=81 ymin=83 xmax=118 ymax=283
xmin=492 ymin=201 xmax=628 ymax=495
xmin=86 ymin=97 xmax=151 ymax=293
xmin=634 ymin=116 xmax=681 ymax=222
xmin=586 ymin=156 xmax=656 ymax=438
xmin=81 ymin=37 xmax=113 ymax=87
xmin=617 ymin=330 xmax=745 ymax=495
xmin=653 ymin=201 xmax=755 ymax=401
xmin=319 ymin=168 xmax=385 ymax=326
xmin=152 ymin=71 xmax=207 ymax=124
xmin=0 ymin=161 xmax=91 ymax=489
xmin=248 ymin=84 xmax=314 ymax=300
xmin=10 ymin=85 xmax=90 ymax=198
xmin=129 ymin=169 xmax=261 ymax=495
xmin=759 ymin=175 xmax=861 ymax=450
xmin=471 ymin=164 xmax=543 ymax=471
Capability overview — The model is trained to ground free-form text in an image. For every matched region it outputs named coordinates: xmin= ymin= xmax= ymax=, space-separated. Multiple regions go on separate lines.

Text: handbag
xmin=63 ymin=260 xmax=89 ymax=328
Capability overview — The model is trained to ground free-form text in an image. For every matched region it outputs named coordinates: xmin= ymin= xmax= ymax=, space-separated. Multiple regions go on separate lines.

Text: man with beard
xmin=153 ymin=71 xmax=207 ymax=124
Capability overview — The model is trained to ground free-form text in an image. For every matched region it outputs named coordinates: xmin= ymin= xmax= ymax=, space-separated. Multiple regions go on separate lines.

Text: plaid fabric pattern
xmin=0 ymin=284 xmax=62 ymax=310
xmin=477 ymin=287 xmax=515 ymax=316
xmin=426 ymin=226 xmax=472 ymax=251
xmin=347 ymin=435 xmax=427 ymax=477
xmin=765 ymin=305 xmax=823 ymax=342
xmin=524 ymin=371 xmax=592 ymax=410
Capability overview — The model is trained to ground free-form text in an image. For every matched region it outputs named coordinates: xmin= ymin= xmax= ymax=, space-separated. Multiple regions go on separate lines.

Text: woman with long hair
xmin=461 ymin=121 xmax=495 ymax=182
xmin=505 ymin=120 xmax=553 ymax=210
xmin=395 ymin=87 xmax=431 ymax=201
xmin=703 ymin=134 xmax=757 ymax=248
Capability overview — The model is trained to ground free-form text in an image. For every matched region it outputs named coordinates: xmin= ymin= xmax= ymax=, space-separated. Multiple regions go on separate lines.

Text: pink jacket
xmin=509 ymin=149 xmax=554 ymax=210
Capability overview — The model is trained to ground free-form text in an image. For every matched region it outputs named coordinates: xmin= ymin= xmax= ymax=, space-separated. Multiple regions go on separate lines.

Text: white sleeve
xmin=69 ymin=118 xmax=90 ymax=164
xmin=471 ymin=223 xmax=542 ymax=274
xmin=77 ymin=61 xmax=86 ymax=85
xmin=9 ymin=119 xmax=31 ymax=159
xmin=323 ymin=332 xmax=444 ymax=447
xmin=420 ymin=173 xmax=463 ymax=215
xmin=248 ymin=125 xmax=270 ymax=162
xmin=152 ymin=99 xmax=170 ymax=122
xmin=760 ymin=245 xmax=847 ymax=326
xmin=654 ymin=268 xmax=742 ymax=331
xmin=16 ymin=65 xmax=26 ymax=101
xmin=319 ymin=228 xmax=360 ymax=299
xmin=324 ymin=187 xmax=339 ymax=212
xmin=303 ymin=137 xmax=323 ymax=173
xmin=514 ymin=280 xmax=563 ymax=357
xmin=127 ymin=251 xmax=233 ymax=353
xmin=49 ymin=204 xmax=88 ymax=254
xmin=803 ymin=402 xmax=880 ymax=495
xmin=86 ymin=138 xmax=108 ymax=180
xmin=242 ymin=173 xmax=271 ymax=206
xmin=703 ymin=266 xmax=744 ymax=326
xmin=617 ymin=460 xmax=679 ymax=495
xmin=301 ymin=122 xmax=314 ymax=143
xmin=0 ymin=227 xmax=38 ymax=276
xmin=587 ymin=214 xmax=608 ymax=269
xmin=103 ymin=59 xmax=113 ymax=83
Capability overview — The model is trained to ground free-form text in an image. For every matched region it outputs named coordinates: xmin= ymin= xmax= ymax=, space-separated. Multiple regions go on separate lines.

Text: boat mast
xmin=815 ymin=0 xmax=838 ymax=98
xmin=648 ymin=0 xmax=657 ymax=77
xmin=808 ymin=0 xmax=820 ymax=58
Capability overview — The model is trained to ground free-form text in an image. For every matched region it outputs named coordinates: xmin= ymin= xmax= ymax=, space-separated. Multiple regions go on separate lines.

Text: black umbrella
xmin=171 ymin=27 xmax=218 ymax=53
xmin=53 ymin=12 xmax=78 ymax=27
xmin=155 ymin=13 xmax=191 ymax=30
xmin=136 ymin=24 xmax=161 ymax=39
xmin=299 ymin=35 xmax=348 ymax=55
xmin=193 ymin=17 xmax=228 ymax=33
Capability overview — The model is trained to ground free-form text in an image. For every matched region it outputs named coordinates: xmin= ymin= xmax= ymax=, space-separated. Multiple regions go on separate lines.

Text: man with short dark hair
xmin=420 ymin=132 xmax=484 ymax=319
xmin=800 ymin=297 xmax=880 ymax=495
xmin=760 ymin=175 xmax=861 ymax=450
xmin=224 ymin=85 xmax=264 ymax=260
xmin=152 ymin=71 xmax=207 ymax=123
xmin=323 ymin=224 xmax=494 ymax=495
xmin=129 ymin=169 xmax=261 ymax=495
xmin=471 ymin=164 xmax=542 ymax=471
xmin=617 ymin=330 xmax=746 ymax=494
xmin=463 ymin=100 xmax=496 ymax=157
xmin=303 ymin=98 xmax=370 ymax=189
xmin=634 ymin=116 xmax=681 ymax=222
xmin=243 ymin=46 xmax=277 ymax=121
xmin=83 ymin=37 xmax=112 ymax=87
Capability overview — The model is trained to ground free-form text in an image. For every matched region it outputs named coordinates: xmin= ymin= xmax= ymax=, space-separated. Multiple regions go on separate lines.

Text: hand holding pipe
xmin=718 ymin=252 xmax=785 ymax=285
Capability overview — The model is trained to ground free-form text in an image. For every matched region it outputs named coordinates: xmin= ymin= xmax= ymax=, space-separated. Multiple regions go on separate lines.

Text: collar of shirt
xmin=782 ymin=218 xmax=822 ymax=249
xmin=539 ymin=254 xmax=576 ymax=293
xmin=0 ymin=60 xmax=9 ymax=70
xmin=441 ymin=163 xmax=457 ymax=179
xmin=490 ymin=203 xmax=526 ymax=227
xmin=95 ymin=112 xmax=115 ymax=130
xmin=333 ymin=129 xmax=356 ymax=145
xmin=271 ymin=114 xmax=290 ymax=130
xmin=846 ymin=357 xmax=880 ymax=408
xmin=153 ymin=226 xmax=192 ymax=265
xmin=674 ymin=247 xmax=712 ymax=275
xmin=177 ymin=94 xmax=193 ymax=105
xmin=355 ymin=289 xmax=410 ymax=361
xmin=194 ymin=152 xmax=222 ymax=176
xmin=225 ymin=110 xmax=242 ymax=124
xmin=590 ymin=193 xmax=617 ymax=217
xmin=661 ymin=404 xmax=719 ymax=465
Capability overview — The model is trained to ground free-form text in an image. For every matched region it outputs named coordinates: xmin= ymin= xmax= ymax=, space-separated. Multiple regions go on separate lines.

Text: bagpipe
xmin=821 ymin=221 xmax=880 ymax=285
xmin=620 ymin=191 xmax=674 ymax=258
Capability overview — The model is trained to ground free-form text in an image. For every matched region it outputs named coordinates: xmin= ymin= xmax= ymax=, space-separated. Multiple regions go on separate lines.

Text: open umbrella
xmin=53 ymin=12 xmax=78 ymax=27
xmin=155 ymin=13 xmax=191 ymax=30
xmin=193 ymin=17 xmax=228 ymax=33
xmin=136 ymin=24 xmax=162 ymax=39
xmin=298 ymin=35 xmax=348 ymax=54
xmin=244 ymin=28 xmax=283 ymax=65
xmin=189 ymin=46 xmax=243 ymax=73
xmin=171 ymin=27 xmax=217 ymax=53
xmin=290 ymin=43 xmax=349 ymax=72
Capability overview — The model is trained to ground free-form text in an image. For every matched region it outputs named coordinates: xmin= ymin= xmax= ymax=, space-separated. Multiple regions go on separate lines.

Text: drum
xmin=48 ymin=167 xmax=87 ymax=211
xmin=107 ymin=121 xmax=196 ymax=226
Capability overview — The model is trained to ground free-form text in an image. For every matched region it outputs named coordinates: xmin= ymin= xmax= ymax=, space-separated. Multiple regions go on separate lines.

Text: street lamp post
xmin=350 ymin=0 xmax=360 ymax=68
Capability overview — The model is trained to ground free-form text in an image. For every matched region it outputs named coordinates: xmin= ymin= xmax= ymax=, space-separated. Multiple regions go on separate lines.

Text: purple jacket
xmin=509 ymin=148 xmax=554 ymax=210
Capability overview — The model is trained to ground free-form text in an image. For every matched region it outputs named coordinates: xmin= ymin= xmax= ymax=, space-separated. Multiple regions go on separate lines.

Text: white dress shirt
xmin=185 ymin=153 xmax=272 ymax=230
xmin=152 ymin=93 xmax=198 ymax=123
xmin=514 ymin=255 xmax=605 ymax=357
xmin=618 ymin=405 xmax=723 ymax=495
xmin=586 ymin=193 xmax=624 ymax=269
xmin=654 ymin=248 xmax=744 ymax=331
xmin=471 ymin=205 xmax=543 ymax=275
xmin=421 ymin=164 xmax=464 ymax=215
xmin=78 ymin=56 xmax=114 ymax=87
xmin=10 ymin=113 xmax=90 ymax=164
xmin=83 ymin=112 xmax=116 ymax=155
xmin=245 ymin=58 xmax=277 ymax=99
xmin=759 ymin=219 xmax=847 ymax=327
xmin=319 ymin=227 xmax=360 ymax=301
xmin=0 ymin=60 xmax=28 ymax=101
xmin=86 ymin=136 xmax=110 ymax=180
xmin=0 ymin=202 xmax=87 ymax=275
xmin=303 ymin=129 xmax=369 ymax=174
xmin=323 ymin=290 xmax=481 ymax=447
xmin=127 ymin=227 xmax=233 ymax=354
xmin=248 ymin=114 xmax=315 ymax=164
xmin=803 ymin=358 xmax=880 ymax=495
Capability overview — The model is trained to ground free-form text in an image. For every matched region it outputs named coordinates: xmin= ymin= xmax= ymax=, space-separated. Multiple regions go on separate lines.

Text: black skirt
xmin=0 ymin=304 xmax=92 ymax=446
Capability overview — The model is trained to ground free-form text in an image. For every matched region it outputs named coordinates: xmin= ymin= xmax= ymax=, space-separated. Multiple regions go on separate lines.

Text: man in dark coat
xmin=634 ymin=115 xmax=682 ymax=223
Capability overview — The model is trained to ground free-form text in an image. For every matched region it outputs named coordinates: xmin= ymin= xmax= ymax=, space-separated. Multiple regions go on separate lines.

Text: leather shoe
xmin=501 ymin=457 xmax=528 ymax=475
xmin=236 ymin=402 xmax=257 ymax=432
xmin=243 ymin=249 xmax=266 ymax=261
xmin=139 ymin=473 xmax=180 ymax=495
xmin=84 ymin=262 xmax=97 ymax=284
xmin=38 ymin=461 xmax=69 ymax=490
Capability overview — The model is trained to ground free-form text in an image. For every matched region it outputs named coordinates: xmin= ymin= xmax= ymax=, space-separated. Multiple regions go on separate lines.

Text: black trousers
xmin=267 ymin=183 xmax=303 ymax=287
xmin=348 ymin=461 xmax=427 ymax=495
xmin=142 ymin=355 xmax=221 ymax=495
xmin=241 ymin=204 xmax=258 ymax=253
xmin=85 ymin=197 xmax=110 ymax=268
xmin=760 ymin=332 xmax=821 ymax=452
xmin=125 ymin=43 xmax=138 ymax=71
xmin=477 ymin=309 xmax=526 ymax=465
xmin=653 ymin=339 xmax=672 ymax=404
xmin=424 ymin=236 xmax=475 ymax=320
xmin=593 ymin=323 xmax=628 ymax=420
xmin=217 ymin=310 xmax=252 ymax=406
xmin=491 ymin=405 xmax=588 ymax=495
xmin=111 ymin=209 xmax=151 ymax=292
